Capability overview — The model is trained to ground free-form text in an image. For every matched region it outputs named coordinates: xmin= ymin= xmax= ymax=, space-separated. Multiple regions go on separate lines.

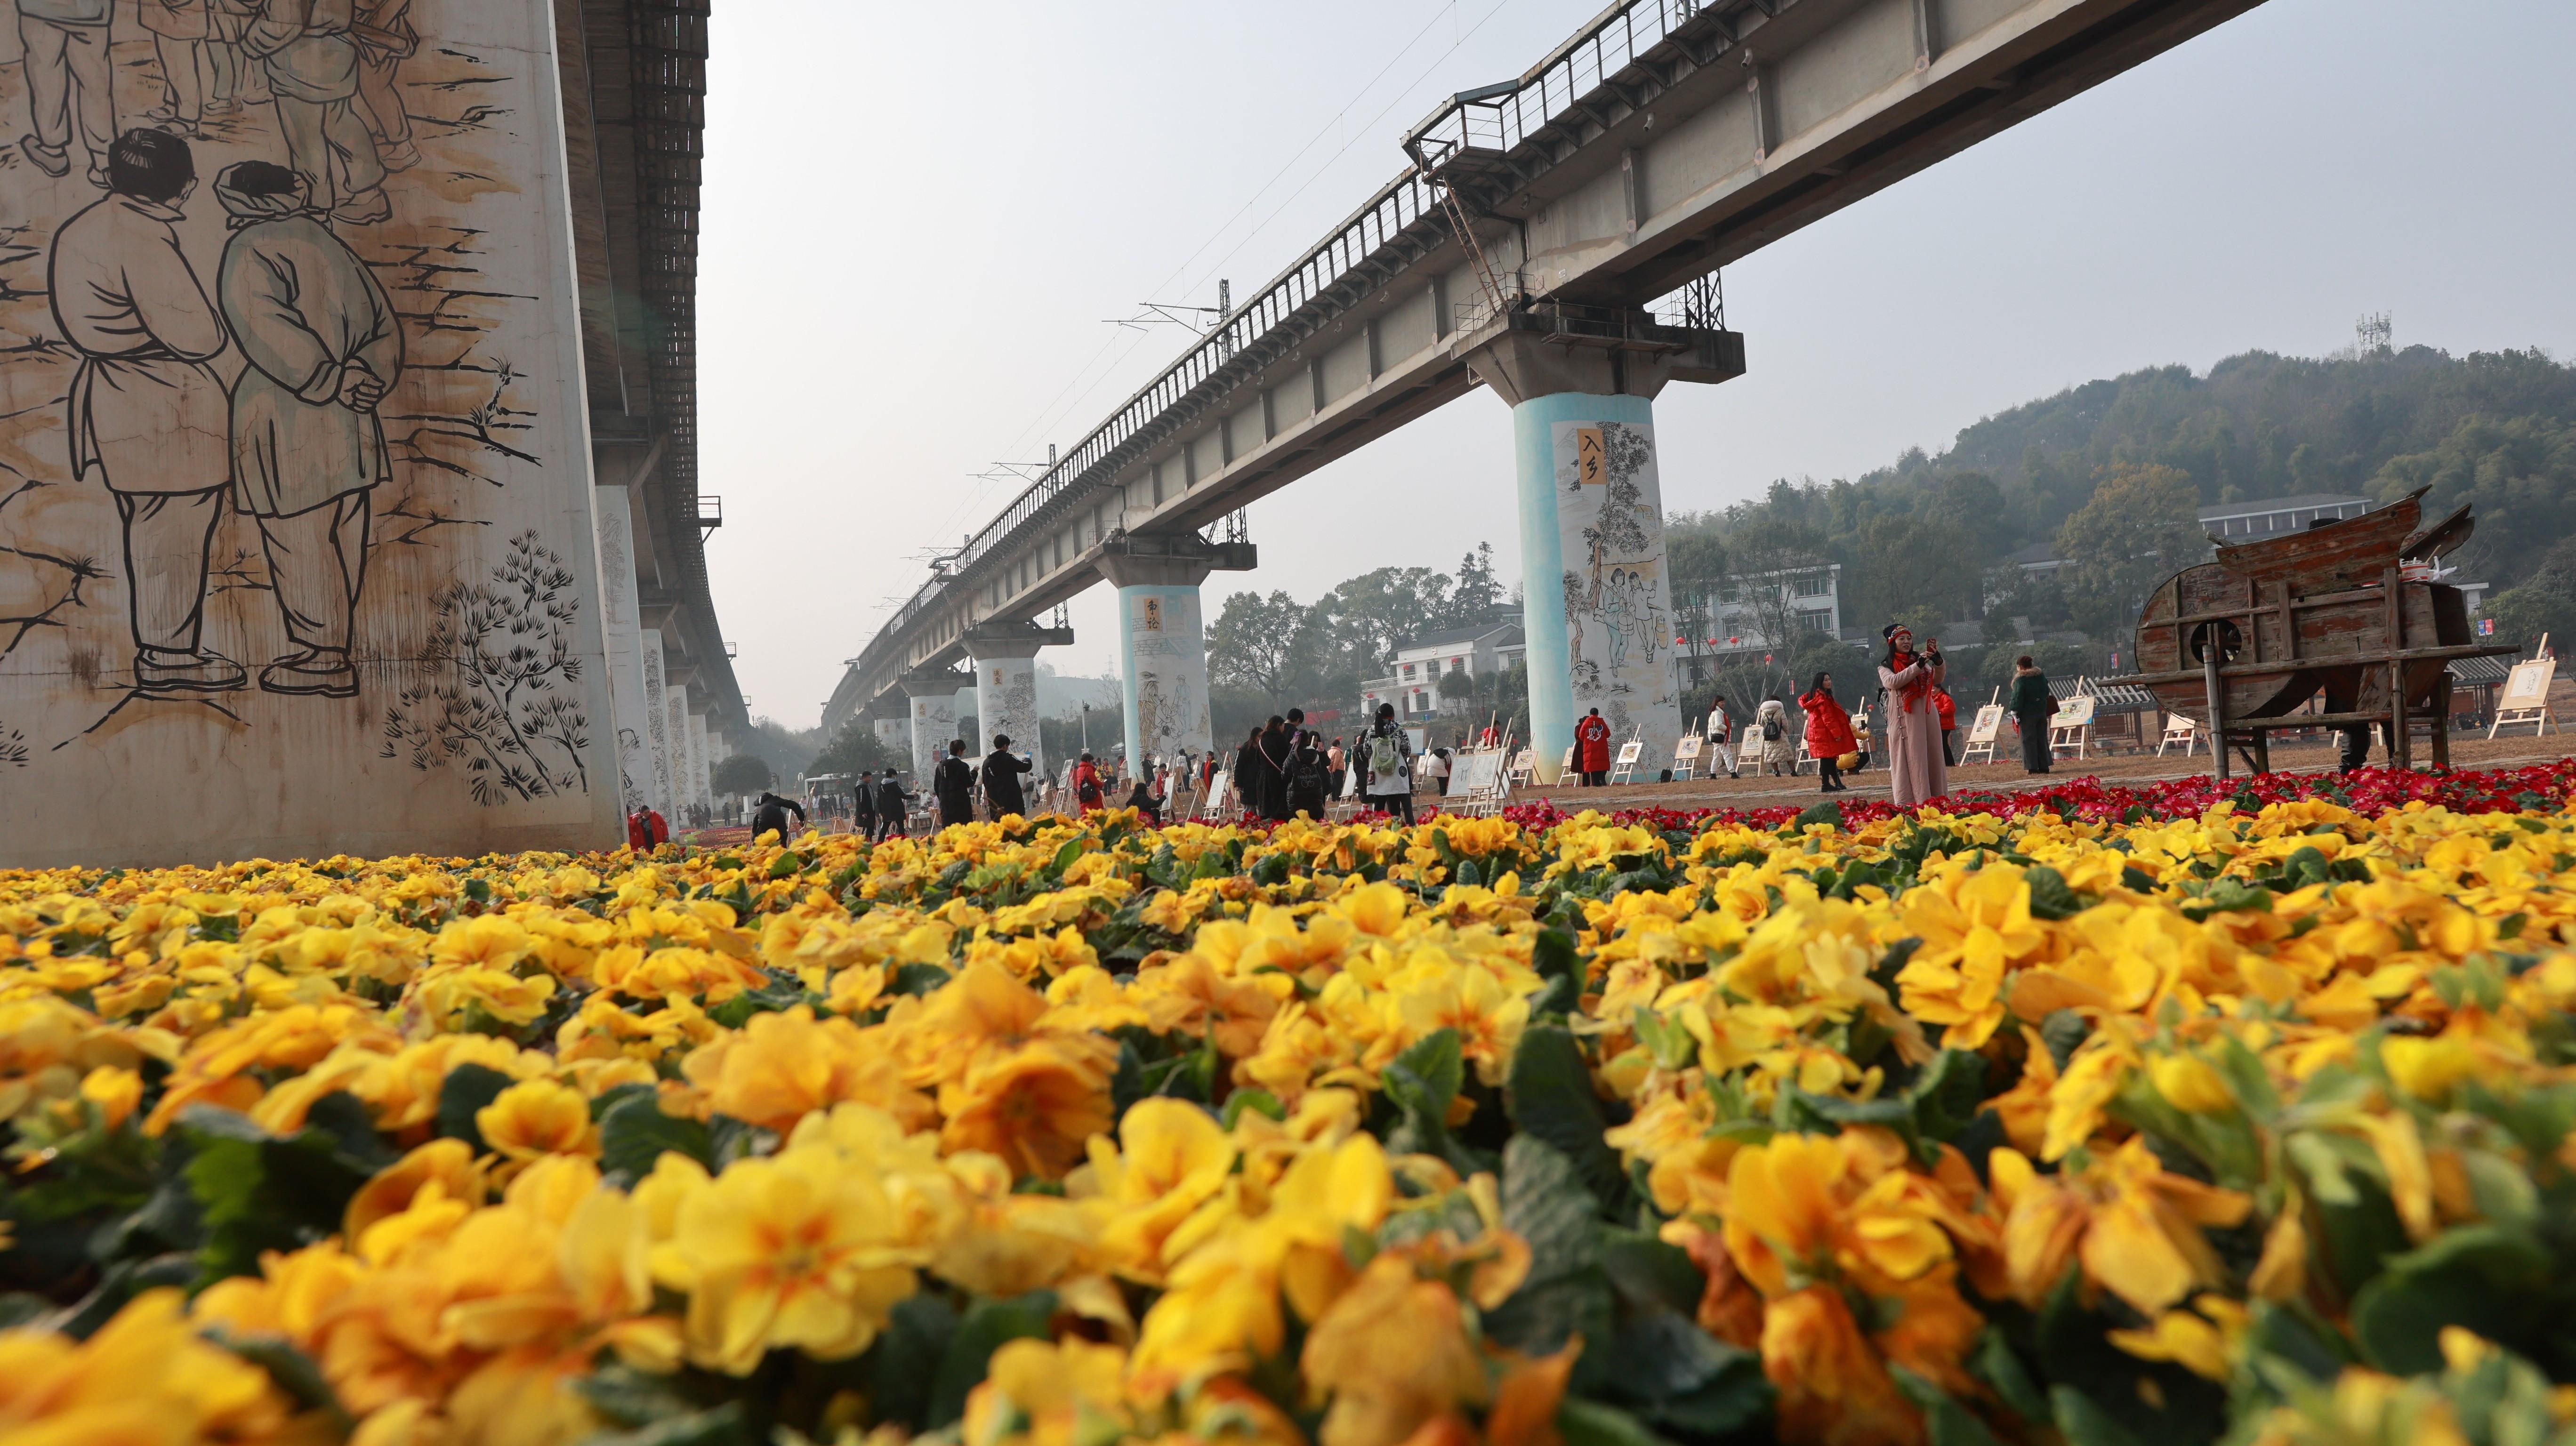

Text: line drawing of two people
xmin=16 ymin=0 xmax=420 ymax=217
xmin=1598 ymin=566 xmax=1663 ymax=671
xmin=48 ymin=127 xmax=403 ymax=701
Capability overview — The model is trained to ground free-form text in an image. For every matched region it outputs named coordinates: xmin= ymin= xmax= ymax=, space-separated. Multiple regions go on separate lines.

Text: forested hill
xmin=1672 ymin=343 xmax=2576 ymax=642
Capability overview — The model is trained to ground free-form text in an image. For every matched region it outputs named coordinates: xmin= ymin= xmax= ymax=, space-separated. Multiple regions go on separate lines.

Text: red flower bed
xmin=1495 ymin=757 xmax=2576 ymax=833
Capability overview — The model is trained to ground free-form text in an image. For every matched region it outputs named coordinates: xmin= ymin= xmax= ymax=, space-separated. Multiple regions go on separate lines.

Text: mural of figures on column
xmin=908 ymin=687 xmax=956 ymax=789
xmin=1119 ymin=586 xmax=1211 ymax=773
xmin=592 ymin=487 xmax=651 ymax=813
xmin=641 ymin=628 xmax=673 ymax=817
xmin=686 ymin=710 xmax=708 ymax=812
xmin=975 ymin=655 xmax=1043 ymax=780
xmin=1554 ymin=417 xmax=1681 ymax=767
xmin=0 ymin=0 xmax=620 ymax=866
xmin=664 ymin=682 xmax=689 ymax=823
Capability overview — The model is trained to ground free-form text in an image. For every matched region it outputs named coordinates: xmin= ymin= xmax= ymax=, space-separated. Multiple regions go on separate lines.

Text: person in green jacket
xmin=2007 ymin=656 xmax=2057 ymax=773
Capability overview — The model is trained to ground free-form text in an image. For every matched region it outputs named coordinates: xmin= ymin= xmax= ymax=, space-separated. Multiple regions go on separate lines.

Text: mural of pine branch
xmin=379 ymin=530 xmax=591 ymax=805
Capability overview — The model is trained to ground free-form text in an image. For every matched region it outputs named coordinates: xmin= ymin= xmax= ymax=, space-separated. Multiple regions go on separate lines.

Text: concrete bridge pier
xmin=1465 ymin=320 xmax=1741 ymax=783
xmin=1097 ymin=536 xmax=1255 ymax=779
xmin=966 ymin=620 xmax=1076 ymax=784
xmin=901 ymin=671 xmax=967 ymax=791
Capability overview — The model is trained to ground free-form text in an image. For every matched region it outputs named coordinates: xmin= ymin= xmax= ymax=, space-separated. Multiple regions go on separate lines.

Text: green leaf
xmin=2040 ymin=1009 xmax=2089 ymax=1072
xmin=1907 ymin=1049 xmax=1989 ymax=1150
xmin=1969 ymin=1328 xmax=2048 ymax=1425
xmin=2050 ymin=1385 xmax=2148 ymax=1446
xmin=1220 ymin=1089 xmax=1286 ymax=1129
xmin=1110 ymin=1040 xmax=1149 ymax=1119
xmin=597 ymin=1091 xmax=715 ymax=1188
xmin=1383 ymin=1028 xmax=1473 ymax=1169
xmin=1792 ymin=799 xmax=1844 ymax=831
xmin=1249 ymin=851 xmax=1290 ymax=886
xmin=435 ymin=1063 xmax=513 ymax=1152
xmin=572 ymin=1362 xmax=725 ymax=1429
xmin=1599 ymin=1230 xmax=1701 ymax=1316
xmin=1486 ymin=1137 xmax=1610 ymax=1357
xmin=579 ymin=1403 xmax=752 ymax=1446
xmin=2350 ymin=1225 xmax=2553 ymax=1374
xmin=1502 ymin=1136 xmax=1599 ymax=1283
xmin=891 ymin=962 xmax=953 ymax=996
xmin=2022 ymin=866 xmax=2093 ymax=920
xmin=1557 ymin=1397 xmax=1678 ymax=1446
xmin=1631 ymin=1361 xmax=1770 ymax=1438
xmin=1505 ymin=1025 xmax=1627 ymax=1205
xmin=866 ymin=1293 xmax=960 ymax=1430
xmin=1388 ymin=1028 xmax=1464 ymax=1118
xmin=926 ymin=1291 xmax=1057 ymax=1428
xmin=1891 ymin=1365 xmax=2003 ymax=1446
xmin=179 ymin=1107 xmax=378 ymax=1287
xmin=1049 ymin=838 xmax=1085 ymax=878
xmin=201 ymin=1328 xmax=350 ymax=1426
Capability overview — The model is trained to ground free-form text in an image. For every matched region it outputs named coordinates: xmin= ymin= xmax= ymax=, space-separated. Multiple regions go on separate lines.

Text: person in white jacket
xmin=1705 ymin=702 xmax=1737 ymax=778
xmin=1756 ymin=698 xmax=1794 ymax=777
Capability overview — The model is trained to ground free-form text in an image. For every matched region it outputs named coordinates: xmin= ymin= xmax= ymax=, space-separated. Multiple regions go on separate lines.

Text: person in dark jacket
xmin=2006 ymin=657 xmax=2056 ymax=774
xmin=982 ymin=733 xmax=1033 ymax=819
xmin=1286 ymin=730 xmax=1330 ymax=819
xmin=751 ymin=790 xmax=805 ymax=844
xmin=1231 ymin=726 xmax=1265 ymax=819
xmin=876 ymin=769 xmax=910 ymax=838
xmin=933 ymin=739 xmax=976 ymax=829
xmin=1257 ymin=715 xmax=1293 ymax=821
xmin=1124 ymin=777 xmax=1162 ymax=825
xmin=852 ymin=779 xmax=875 ymax=839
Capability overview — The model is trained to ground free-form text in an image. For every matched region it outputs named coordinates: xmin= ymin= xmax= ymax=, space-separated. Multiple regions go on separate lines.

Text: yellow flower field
xmin=8 ymin=782 xmax=2576 ymax=1446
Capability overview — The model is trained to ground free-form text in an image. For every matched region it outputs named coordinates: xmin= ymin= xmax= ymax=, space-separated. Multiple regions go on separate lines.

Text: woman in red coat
xmin=1934 ymin=685 xmax=1959 ymax=765
xmin=1798 ymin=672 xmax=1858 ymax=793
xmin=1574 ymin=707 xmax=1613 ymax=786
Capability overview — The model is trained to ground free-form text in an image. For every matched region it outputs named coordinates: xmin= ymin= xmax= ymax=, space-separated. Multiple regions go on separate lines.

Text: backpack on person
xmin=1076 ymin=767 xmax=1103 ymax=806
xmin=1367 ymin=729 xmax=1401 ymax=780
xmin=1291 ymin=747 xmax=1327 ymax=793
xmin=1761 ymin=715 xmax=1782 ymax=741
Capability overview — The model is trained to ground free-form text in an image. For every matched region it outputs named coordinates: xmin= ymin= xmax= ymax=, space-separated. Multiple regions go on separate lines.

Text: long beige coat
xmin=1879 ymin=659 xmax=1949 ymax=809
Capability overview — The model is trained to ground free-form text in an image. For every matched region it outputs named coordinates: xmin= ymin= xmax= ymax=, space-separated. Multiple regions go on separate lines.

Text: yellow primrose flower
xmin=476 ymin=1078 xmax=598 ymax=1161
xmin=654 ymin=1149 xmax=924 ymax=1375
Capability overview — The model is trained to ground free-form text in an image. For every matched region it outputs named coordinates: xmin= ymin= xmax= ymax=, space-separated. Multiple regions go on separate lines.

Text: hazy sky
xmin=697 ymin=0 xmax=2576 ymax=731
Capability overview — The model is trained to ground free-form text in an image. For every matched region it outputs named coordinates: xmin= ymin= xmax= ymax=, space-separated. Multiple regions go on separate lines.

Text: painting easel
xmin=1607 ymin=729 xmax=1645 ymax=785
xmin=2489 ymin=647 xmax=2560 ymax=738
xmin=1959 ymin=691 xmax=2004 ymax=766
xmin=2156 ymin=712 xmax=2200 ymax=757
xmin=2048 ymin=690 xmax=2095 ymax=763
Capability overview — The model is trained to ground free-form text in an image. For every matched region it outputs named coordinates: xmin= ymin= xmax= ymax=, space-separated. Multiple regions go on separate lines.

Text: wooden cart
xmin=2130 ymin=488 xmax=2515 ymax=779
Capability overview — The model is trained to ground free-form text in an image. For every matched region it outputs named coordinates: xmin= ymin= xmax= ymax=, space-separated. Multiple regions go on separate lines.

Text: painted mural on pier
xmin=0 ymin=0 xmax=618 ymax=865
xmin=1555 ymin=418 xmax=1682 ymax=766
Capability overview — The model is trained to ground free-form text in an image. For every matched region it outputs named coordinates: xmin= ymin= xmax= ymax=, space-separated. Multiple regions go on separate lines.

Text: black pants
xmin=2338 ymin=724 xmax=2371 ymax=772
xmin=1371 ymin=792 xmax=1415 ymax=823
xmin=2015 ymin=713 xmax=2051 ymax=772
xmin=1817 ymin=756 xmax=1843 ymax=790
xmin=1942 ymin=729 xmax=1957 ymax=766
xmin=1581 ymin=770 xmax=1606 ymax=787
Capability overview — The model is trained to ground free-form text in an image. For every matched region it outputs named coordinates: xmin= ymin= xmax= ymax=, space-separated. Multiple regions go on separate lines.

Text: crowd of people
xmin=679 ymin=629 xmax=2103 ymax=843
xmin=1678 ymin=627 xmax=2071 ymax=809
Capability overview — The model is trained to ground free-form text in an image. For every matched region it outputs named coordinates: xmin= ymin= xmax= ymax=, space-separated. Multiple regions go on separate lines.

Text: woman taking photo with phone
xmin=1877 ymin=623 xmax=1948 ymax=809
